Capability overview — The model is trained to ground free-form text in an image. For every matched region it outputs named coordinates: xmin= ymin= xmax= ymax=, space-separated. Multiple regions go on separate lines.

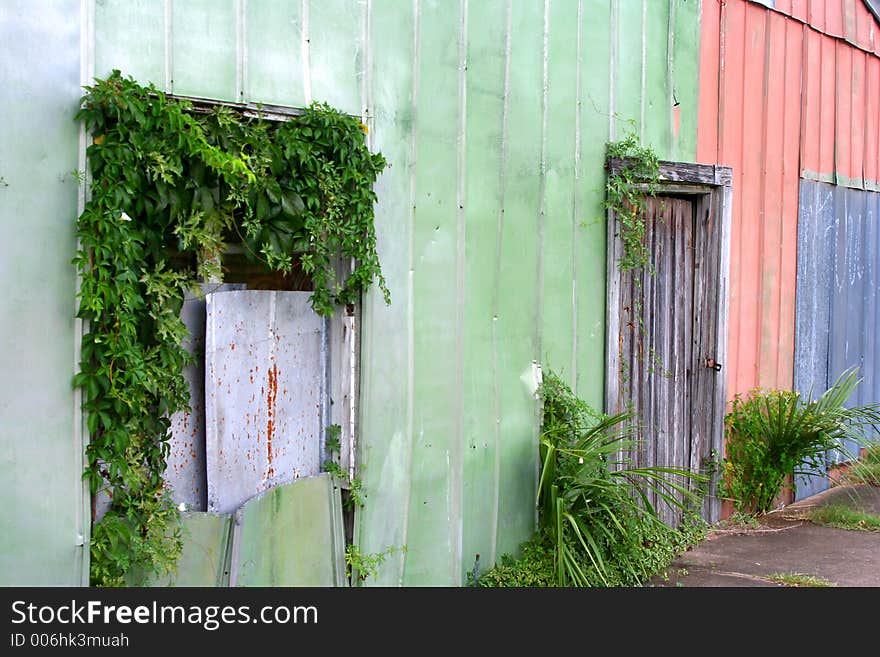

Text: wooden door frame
xmin=604 ymin=158 xmax=733 ymax=522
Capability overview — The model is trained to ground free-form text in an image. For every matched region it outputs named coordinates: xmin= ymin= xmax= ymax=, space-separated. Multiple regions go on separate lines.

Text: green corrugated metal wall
xmin=0 ymin=0 xmax=88 ymax=585
xmin=1 ymin=0 xmax=701 ymax=585
xmin=356 ymin=0 xmax=701 ymax=586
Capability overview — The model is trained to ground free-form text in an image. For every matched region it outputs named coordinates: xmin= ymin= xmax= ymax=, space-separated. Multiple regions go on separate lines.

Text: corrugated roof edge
xmin=865 ymin=1 xmax=880 ymax=26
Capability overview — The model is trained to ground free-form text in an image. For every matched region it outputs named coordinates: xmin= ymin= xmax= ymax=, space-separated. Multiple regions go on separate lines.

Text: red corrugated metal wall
xmin=698 ymin=0 xmax=880 ymax=398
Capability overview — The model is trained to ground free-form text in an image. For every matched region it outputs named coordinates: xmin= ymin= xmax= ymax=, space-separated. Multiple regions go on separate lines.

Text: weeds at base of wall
xmin=474 ymin=369 xmax=708 ymax=587
xmin=473 ymin=521 xmax=706 ymax=588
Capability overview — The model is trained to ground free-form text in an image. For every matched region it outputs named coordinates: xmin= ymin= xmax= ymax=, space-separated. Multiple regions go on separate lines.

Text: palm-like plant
xmin=721 ymin=367 xmax=880 ymax=514
xmin=537 ymin=373 xmax=706 ymax=586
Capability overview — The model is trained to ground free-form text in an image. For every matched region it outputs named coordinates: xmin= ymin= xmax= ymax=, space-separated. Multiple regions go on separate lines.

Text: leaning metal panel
xmin=205 ymin=290 xmax=324 ymax=514
xmin=166 ymin=283 xmax=245 ymax=511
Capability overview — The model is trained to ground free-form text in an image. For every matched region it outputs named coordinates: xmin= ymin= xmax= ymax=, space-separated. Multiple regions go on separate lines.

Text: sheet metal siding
xmin=159 ymin=476 xmax=345 ymax=586
xmin=166 ymin=284 xmax=245 ymax=511
xmin=204 ymin=291 xmax=323 ymax=515
xmin=81 ymin=0 xmax=702 ymax=586
xmin=794 ymin=181 xmax=880 ymax=498
xmin=0 ymin=0 xmax=86 ymax=585
xmin=159 ymin=513 xmax=234 ymax=587
xmin=230 ymin=475 xmax=346 ymax=587
xmin=358 ymin=0 xmax=701 ymax=586
xmin=698 ymin=0 xmax=880 ymax=401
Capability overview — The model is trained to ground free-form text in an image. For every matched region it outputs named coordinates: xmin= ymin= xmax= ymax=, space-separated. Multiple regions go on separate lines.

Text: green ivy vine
xmin=605 ymin=130 xmax=661 ymax=274
xmin=73 ymin=71 xmax=388 ymax=586
xmin=605 ymin=130 xmax=665 ymax=386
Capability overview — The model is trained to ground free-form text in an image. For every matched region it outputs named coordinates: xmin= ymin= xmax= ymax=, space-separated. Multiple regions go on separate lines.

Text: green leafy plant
xmin=719 ymin=367 xmax=880 ymax=515
xmin=605 ymin=129 xmax=661 ymax=274
xmin=472 ymin=538 xmax=556 ymax=587
xmin=345 ymin=544 xmax=405 ymax=585
xmin=74 ymin=71 xmax=388 ymax=585
xmin=480 ymin=370 xmax=707 ymax=587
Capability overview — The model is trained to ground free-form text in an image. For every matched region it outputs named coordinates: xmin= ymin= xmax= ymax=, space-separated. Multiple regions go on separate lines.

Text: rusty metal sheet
xmin=205 ymin=290 xmax=324 ymax=514
xmin=166 ymin=284 xmax=244 ymax=512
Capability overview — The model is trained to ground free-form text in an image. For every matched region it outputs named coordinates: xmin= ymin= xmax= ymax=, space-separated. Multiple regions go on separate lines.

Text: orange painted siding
xmin=698 ymin=0 xmax=880 ymax=398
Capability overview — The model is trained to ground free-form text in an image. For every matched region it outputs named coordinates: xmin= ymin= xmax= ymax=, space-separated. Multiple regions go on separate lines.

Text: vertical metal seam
xmin=718 ymin=0 xmax=727 ymax=163
xmin=640 ymin=0 xmax=647 ymax=141
xmin=537 ymin=0 xmax=549 ymax=362
xmin=302 ymin=0 xmax=312 ymax=105
xmin=356 ymin=0 xmax=372 ymax=478
xmin=818 ymin=28 xmax=826 ymax=183
xmin=735 ymin=1 xmax=749 ymax=391
xmin=362 ymin=0 xmax=373 ymax=127
xmin=833 ymin=40 xmax=840 ymax=185
xmin=348 ymin=310 xmax=356 ymax=480
xmin=76 ymin=0 xmax=96 ymax=587
xmin=609 ymin=0 xmax=618 ymax=138
xmin=757 ymin=9 xmax=771 ymax=387
xmin=862 ymin=51 xmax=869 ymax=187
xmin=453 ymin=0 xmax=468 ymax=585
xmin=857 ymin=51 xmax=866 ymax=189
xmin=778 ymin=17 xmax=792 ymax=385
xmin=320 ymin=316 xmax=330 ymax=469
xmin=490 ymin=0 xmax=513 ymax=569
xmin=572 ymin=0 xmax=583 ymax=388
xmin=351 ymin=0 xmax=371 ymax=575
xmin=236 ymin=0 xmax=246 ymax=102
xmin=667 ymin=0 xmax=676 ymax=160
xmin=354 ymin=0 xmax=372 ymax=489
xmin=400 ymin=0 xmax=421 ymax=587
xmin=164 ymin=0 xmax=173 ymax=92
xmin=798 ymin=24 xmax=808 ymax=183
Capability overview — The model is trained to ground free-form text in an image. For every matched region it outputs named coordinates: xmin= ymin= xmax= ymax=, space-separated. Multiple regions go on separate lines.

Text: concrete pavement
xmin=647 ymin=484 xmax=880 ymax=587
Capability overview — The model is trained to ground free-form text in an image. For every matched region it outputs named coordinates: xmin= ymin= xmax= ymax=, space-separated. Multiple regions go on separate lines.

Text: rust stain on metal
xmin=266 ymin=362 xmax=279 ymax=479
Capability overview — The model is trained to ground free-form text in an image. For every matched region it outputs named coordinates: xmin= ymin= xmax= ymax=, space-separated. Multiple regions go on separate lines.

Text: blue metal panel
xmin=795 ymin=180 xmax=880 ymax=500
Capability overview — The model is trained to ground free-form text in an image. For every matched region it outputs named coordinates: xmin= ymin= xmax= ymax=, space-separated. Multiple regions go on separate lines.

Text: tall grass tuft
xmin=720 ymin=367 xmax=880 ymax=514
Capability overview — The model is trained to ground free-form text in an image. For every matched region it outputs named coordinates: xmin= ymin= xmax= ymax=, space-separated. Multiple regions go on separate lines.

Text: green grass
xmin=766 ymin=572 xmax=836 ymax=587
xmin=810 ymin=503 xmax=880 ymax=532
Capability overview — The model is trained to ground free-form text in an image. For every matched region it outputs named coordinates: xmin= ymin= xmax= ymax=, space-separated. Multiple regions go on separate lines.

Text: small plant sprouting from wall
xmin=74 ymin=71 xmax=388 ymax=586
xmin=605 ymin=129 xmax=661 ymax=275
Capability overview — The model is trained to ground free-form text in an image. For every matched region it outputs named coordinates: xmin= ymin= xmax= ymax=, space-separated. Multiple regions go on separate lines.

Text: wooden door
xmin=606 ymin=165 xmax=731 ymax=525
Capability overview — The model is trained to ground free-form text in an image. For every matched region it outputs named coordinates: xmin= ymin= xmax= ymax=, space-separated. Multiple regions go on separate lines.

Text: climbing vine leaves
xmin=605 ymin=131 xmax=661 ymax=275
xmin=74 ymin=71 xmax=387 ymax=585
